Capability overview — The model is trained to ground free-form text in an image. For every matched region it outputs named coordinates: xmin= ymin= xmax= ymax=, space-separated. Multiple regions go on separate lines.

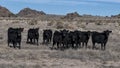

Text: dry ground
xmin=0 ymin=19 xmax=120 ymax=68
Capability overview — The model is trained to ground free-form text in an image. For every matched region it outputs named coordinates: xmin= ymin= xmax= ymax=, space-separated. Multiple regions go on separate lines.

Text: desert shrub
xmin=0 ymin=36 xmax=3 ymax=40
xmin=64 ymin=23 xmax=70 ymax=29
xmin=47 ymin=21 xmax=54 ymax=26
xmin=118 ymin=22 xmax=120 ymax=26
xmin=12 ymin=21 xmax=20 ymax=23
xmin=77 ymin=23 xmax=85 ymax=28
xmin=56 ymin=21 xmax=64 ymax=29
xmin=81 ymin=24 xmax=86 ymax=28
xmin=95 ymin=22 xmax=102 ymax=25
xmin=28 ymin=19 xmax=38 ymax=25
xmin=89 ymin=20 xmax=95 ymax=23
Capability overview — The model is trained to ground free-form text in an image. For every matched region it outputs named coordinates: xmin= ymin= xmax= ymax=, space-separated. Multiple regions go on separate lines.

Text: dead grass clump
xmin=0 ymin=36 xmax=3 ymax=40
xmin=48 ymin=50 xmax=88 ymax=62
xmin=28 ymin=19 xmax=38 ymax=25
xmin=64 ymin=23 xmax=75 ymax=29
xmin=49 ymin=50 xmax=120 ymax=62
xmin=12 ymin=21 xmax=20 ymax=23
xmin=47 ymin=21 xmax=55 ymax=26
xmin=77 ymin=23 xmax=86 ymax=28
xmin=33 ymin=64 xmax=42 ymax=68
xmin=80 ymin=24 xmax=86 ymax=28
xmin=56 ymin=21 xmax=64 ymax=29
xmin=95 ymin=22 xmax=102 ymax=25
xmin=118 ymin=23 xmax=120 ymax=26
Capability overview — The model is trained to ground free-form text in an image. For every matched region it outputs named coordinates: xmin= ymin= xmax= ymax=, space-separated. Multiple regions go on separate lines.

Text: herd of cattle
xmin=8 ymin=27 xmax=112 ymax=50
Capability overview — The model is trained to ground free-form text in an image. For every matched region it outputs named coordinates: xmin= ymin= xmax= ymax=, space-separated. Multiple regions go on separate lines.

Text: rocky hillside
xmin=111 ymin=14 xmax=120 ymax=18
xmin=0 ymin=6 xmax=15 ymax=17
xmin=17 ymin=8 xmax=46 ymax=17
xmin=63 ymin=12 xmax=81 ymax=19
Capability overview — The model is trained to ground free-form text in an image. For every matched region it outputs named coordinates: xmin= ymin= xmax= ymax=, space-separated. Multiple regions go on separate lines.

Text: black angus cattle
xmin=27 ymin=28 xmax=39 ymax=45
xmin=60 ymin=29 xmax=69 ymax=48
xmin=91 ymin=30 xmax=112 ymax=50
xmin=8 ymin=27 xmax=24 ymax=49
xmin=52 ymin=31 xmax=62 ymax=49
xmin=80 ymin=31 xmax=91 ymax=48
xmin=68 ymin=31 xmax=79 ymax=48
xmin=43 ymin=29 xmax=52 ymax=44
xmin=62 ymin=32 xmax=70 ymax=48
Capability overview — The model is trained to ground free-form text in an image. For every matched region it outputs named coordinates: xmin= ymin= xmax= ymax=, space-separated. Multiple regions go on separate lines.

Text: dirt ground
xmin=0 ymin=19 xmax=120 ymax=68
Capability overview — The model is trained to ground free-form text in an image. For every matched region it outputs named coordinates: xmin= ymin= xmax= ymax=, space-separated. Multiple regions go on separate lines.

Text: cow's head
xmin=87 ymin=31 xmax=91 ymax=37
xmin=34 ymin=28 xmax=39 ymax=35
xmin=104 ymin=30 xmax=112 ymax=37
xmin=20 ymin=27 xmax=24 ymax=32
xmin=17 ymin=28 xmax=24 ymax=36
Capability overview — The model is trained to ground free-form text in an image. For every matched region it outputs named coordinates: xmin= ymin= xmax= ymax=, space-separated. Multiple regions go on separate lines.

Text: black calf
xmin=8 ymin=27 xmax=24 ymax=49
xmin=43 ymin=29 xmax=52 ymax=44
xmin=27 ymin=28 xmax=39 ymax=45
xmin=91 ymin=30 xmax=112 ymax=50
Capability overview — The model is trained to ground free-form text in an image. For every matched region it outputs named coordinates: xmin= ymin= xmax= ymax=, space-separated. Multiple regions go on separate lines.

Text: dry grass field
xmin=0 ymin=17 xmax=120 ymax=68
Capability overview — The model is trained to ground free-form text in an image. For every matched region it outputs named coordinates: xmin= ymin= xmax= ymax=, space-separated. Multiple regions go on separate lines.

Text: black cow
xmin=62 ymin=32 xmax=70 ymax=48
xmin=43 ymin=29 xmax=52 ymax=44
xmin=52 ymin=31 xmax=62 ymax=49
xmin=91 ymin=30 xmax=112 ymax=50
xmin=68 ymin=31 xmax=79 ymax=48
xmin=27 ymin=28 xmax=39 ymax=45
xmin=60 ymin=29 xmax=69 ymax=48
xmin=8 ymin=27 xmax=24 ymax=49
xmin=80 ymin=31 xmax=91 ymax=48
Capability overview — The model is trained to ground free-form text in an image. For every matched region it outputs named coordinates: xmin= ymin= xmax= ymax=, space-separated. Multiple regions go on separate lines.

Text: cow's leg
xmin=57 ymin=43 xmax=59 ymax=49
xmin=72 ymin=43 xmax=74 ymax=48
xmin=27 ymin=37 xmax=29 ymax=43
xmin=77 ymin=41 xmax=80 ymax=48
xmin=74 ymin=41 xmax=77 ymax=48
xmin=67 ymin=42 xmax=69 ymax=48
xmin=48 ymin=39 xmax=50 ymax=43
xmin=65 ymin=42 xmax=68 ymax=49
xmin=37 ymin=38 xmax=39 ymax=45
xmin=47 ymin=39 xmax=49 ymax=44
xmin=92 ymin=42 xmax=95 ymax=49
xmin=34 ymin=38 xmax=35 ymax=44
xmin=75 ymin=42 xmax=78 ymax=49
xmin=101 ymin=43 xmax=104 ymax=50
xmin=18 ymin=42 xmax=21 ymax=49
xmin=13 ymin=42 xmax=16 ymax=48
xmin=50 ymin=38 xmax=51 ymax=42
xmin=78 ymin=42 xmax=81 ymax=48
xmin=52 ymin=42 xmax=55 ymax=49
xmin=103 ymin=43 xmax=106 ymax=50
xmin=19 ymin=43 xmax=21 ymax=49
xmin=85 ymin=41 xmax=88 ymax=48
xmin=30 ymin=38 xmax=32 ymax=43
xmin=82 ymin=42 xmax=84 ymax=47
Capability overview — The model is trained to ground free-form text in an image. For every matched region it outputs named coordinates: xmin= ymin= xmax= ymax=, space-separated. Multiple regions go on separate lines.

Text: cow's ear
xmin=110 ymin=31 xmax=112 ymax=33
xmin=21 ymin=28 xmax=24 ymax=31
xmin=36 ymin=28 xmax=39 ymax=30
xmin=88 ymin=31 xmax=90 ymax=32
xmin=21 ymin=28 xmax=24 ymax=30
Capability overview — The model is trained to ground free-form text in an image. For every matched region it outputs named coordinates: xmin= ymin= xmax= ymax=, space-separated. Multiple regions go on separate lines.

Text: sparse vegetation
xmin=0 ymin=6 xmax=120 ymax=68
xmin=28 ymin=19 xmax=38 ymax=25
xmin=12 ymin=21 xmax=20 ymax=23
xmin=47 ymin=21 xmax=54 ymax=26
xmin=95 ymin=22 xmax=102 ymax=25
xmin=56 ymin=21 xmax=64 ymax=29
